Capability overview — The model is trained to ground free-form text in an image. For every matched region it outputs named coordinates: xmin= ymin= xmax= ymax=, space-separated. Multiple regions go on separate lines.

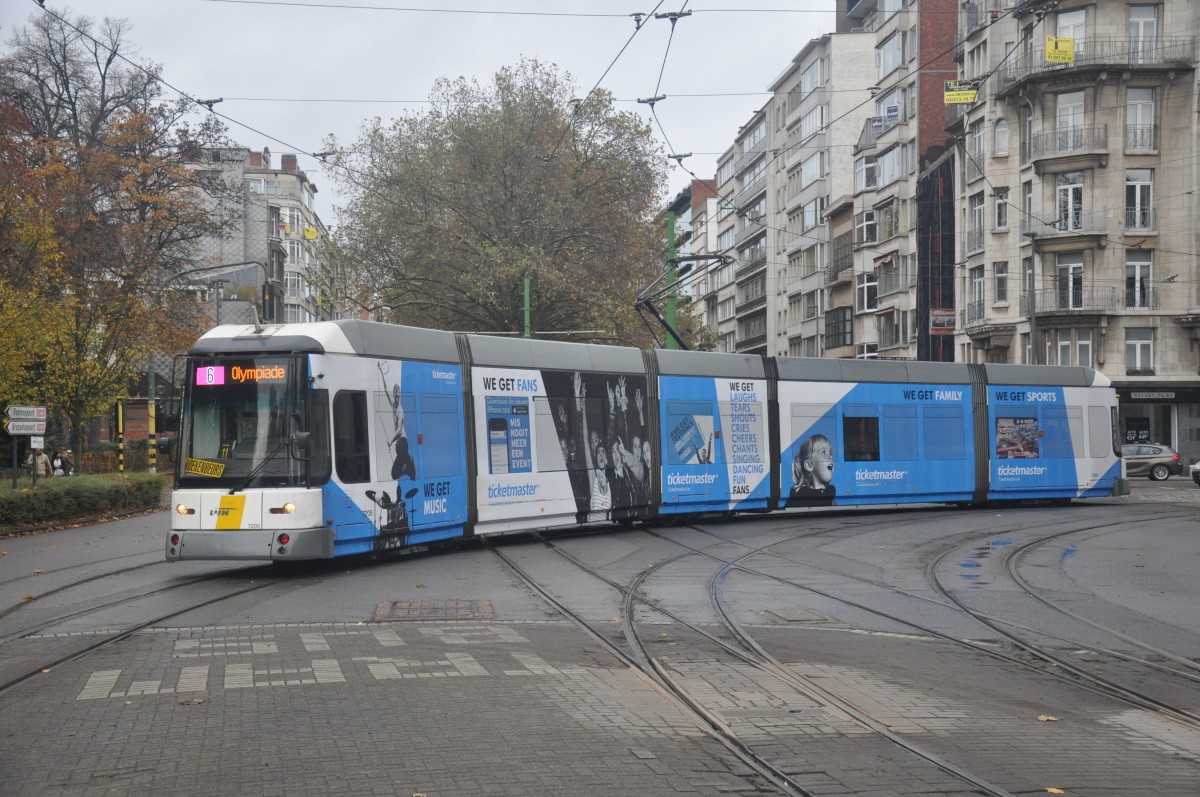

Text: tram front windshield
xmin=178 ymin=357 xmax=305 ymax=488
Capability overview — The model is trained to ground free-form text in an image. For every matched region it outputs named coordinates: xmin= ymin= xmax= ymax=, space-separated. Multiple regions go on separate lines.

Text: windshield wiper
xmin=228 ymin=436 xmax=294 ymax=495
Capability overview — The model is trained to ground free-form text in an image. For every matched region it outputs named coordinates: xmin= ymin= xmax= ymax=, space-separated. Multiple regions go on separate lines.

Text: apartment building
xmin=771 ymin=33 xmax=875 ymax=358
xmin=840 ymin=0 xmax=959 ymax=359
xmin=951 ymin=0 xmax=1200 ymax=458
xmin=184 ymin=147 xmax=332 ymax=325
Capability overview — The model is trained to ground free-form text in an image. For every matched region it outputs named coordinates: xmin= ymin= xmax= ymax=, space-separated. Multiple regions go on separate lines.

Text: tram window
xmin=420 ymin=393 xmax=462 ymax=478
xmin=883 ymin=404 xmax=917 ymax=460
xmin=924 ymin=405 xmax=966 ymax=460
xmin=843 ymin=410 xmax=880 ymax=462
xmin=333 ymin=391 xmax=370 ymax=483
xmin=1088 ymin=406 xmax=1111 ymax=458
xmin=306 ymin=389 xmax=332 ymax=484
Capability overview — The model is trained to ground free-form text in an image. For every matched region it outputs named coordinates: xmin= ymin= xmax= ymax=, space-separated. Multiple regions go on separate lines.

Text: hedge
xmin=0 ymin=472 xmax=168 ymax=527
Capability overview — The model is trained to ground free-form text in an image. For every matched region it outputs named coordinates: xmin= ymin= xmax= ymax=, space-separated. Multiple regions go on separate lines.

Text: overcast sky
xmin=1 ymin=0 xmax=836 ymax=226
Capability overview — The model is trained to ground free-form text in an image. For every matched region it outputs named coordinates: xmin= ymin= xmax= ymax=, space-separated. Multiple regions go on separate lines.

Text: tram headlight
xmin=269 ymin=503 xmax=296 ymax=515
xmin=175 ymin=503 xmax=195 ymax=516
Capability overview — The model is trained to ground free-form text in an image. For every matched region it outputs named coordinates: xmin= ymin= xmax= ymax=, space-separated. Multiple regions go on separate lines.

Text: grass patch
xmin=0 ymin=472 xmax=167 ymax=528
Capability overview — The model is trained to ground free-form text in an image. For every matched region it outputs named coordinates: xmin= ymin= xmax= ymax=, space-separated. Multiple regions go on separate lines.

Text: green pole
xmin=666 ymin=210 xmax=677 ymax=350
xmin=524 ymin=276 xmax=531 ymax=339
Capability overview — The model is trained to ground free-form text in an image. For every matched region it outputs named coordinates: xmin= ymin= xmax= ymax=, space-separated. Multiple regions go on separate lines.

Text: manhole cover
xmin=373 ymin=599 xmax=495 ymax=622
xmin=765 ymin=608 xmax=829 ymax=623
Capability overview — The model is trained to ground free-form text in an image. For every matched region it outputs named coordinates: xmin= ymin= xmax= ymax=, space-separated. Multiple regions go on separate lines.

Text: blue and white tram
xmin=165 ymin=321 xmax=1128 ymax=562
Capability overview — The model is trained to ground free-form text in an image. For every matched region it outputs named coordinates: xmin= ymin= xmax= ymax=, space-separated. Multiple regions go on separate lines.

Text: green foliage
xmin=0 ymin=472 xmax=166 ymax=526
xmin=321 ymin=58 xmax=669 ymax=347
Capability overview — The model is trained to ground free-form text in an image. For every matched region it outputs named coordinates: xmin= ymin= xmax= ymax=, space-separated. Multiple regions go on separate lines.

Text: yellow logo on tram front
xmin=214 ymin=495 xmax=246 ymax=529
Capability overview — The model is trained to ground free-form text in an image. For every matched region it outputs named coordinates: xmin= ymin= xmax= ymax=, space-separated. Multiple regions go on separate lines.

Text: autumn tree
xmin=322 ymin=59 xmax=670 ymax=346
xmin=0 ymin=9 xmax=234 ymax=450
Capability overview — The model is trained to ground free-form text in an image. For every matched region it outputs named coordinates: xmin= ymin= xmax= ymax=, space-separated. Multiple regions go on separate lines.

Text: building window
xmin=878 ymin=147 xmax=902 ymax=186
xmin=1126 ymin=250 xmax=1153 ymax=308
xmin=803 ymin=290 xmax=819 ymax=320
xmin=825 ymin=307 xmax=853 ymax=348
xmin=801 ymin=59 xmax=821 ymax=96
xmin=968 ymin=192 xmax=985 ymax=252
xmin=878 ymin=33 xmax=904 ymax=79
xmin=1077 ymin=328 xmax=1092 ymax=368
xmin=1125 ymin=328 xmax=1153 ymax=372
xmin=1057 ymin=9 xmax=1087 ymax=58
xmin=1129 ymin=5 xmax=1158 ymax=63
xmin=994 ymin=120 xmax=1009 ymax=156
xmin=717 ymin=158 xmax=736 ymax=186
xmin=1056 ymin=172 xmax=1084 ymax=231
xmin=856 ymin=272 xmax=878 ymax=312
xmin=1056 ymin=90 xmax=1085 ymax=152
xmin=1126 ymin=87 xmax=1156 ymax=150
xmin=717 ymin=227 xmax=736 ymax=251
xmin=801 ymin=152 xmax=822 ymax=187
xmin=855 ymin=210 xmax=877 ymax=244
xmin=803 ymin=198 xmax=822 ymax=231
xmin=994 ymin=262 xmax=1008 ymax=303
xmin=802 ymin=243 xmax=824 ymax=276
xmin=1056 ymin=252 xmax=1084 ymax=309
xmin=1125 ymin=168 xmax=1153 ymax=230
xmin=1055 ymin=329 xmax=1072 ymax=366
xmin=801 ymin=106 xmax=824 ymax=140
xmin=854 ymin=155 xmax=877 ymax=193
xmin=717 ymin=297 xmax=736 ymax=321
xmin=994 ymin=188 xmax=1009 ymax=230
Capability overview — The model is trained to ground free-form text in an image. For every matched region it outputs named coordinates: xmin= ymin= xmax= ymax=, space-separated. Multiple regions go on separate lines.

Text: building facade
xmin=185 ymin=147 xmax=332 ymax=325
xmin=951 ymin=0 xmax=1200 ymax=459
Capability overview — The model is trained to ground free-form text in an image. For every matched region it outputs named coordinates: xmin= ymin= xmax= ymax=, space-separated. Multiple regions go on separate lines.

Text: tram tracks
xmin=488 ymin=505 xmax=1200 ymax=795
xmin=668 ymin=509 xmax=1200 ymax=731
xmin=0 ymin=562 xmax=283 ymax=697
xmin=486 ymin=513 xmax=1019 ymax=797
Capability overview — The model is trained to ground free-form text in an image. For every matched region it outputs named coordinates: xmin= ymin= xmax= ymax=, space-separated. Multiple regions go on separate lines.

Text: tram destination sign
xmin=3 ymin=405 xmax=47 ymax=435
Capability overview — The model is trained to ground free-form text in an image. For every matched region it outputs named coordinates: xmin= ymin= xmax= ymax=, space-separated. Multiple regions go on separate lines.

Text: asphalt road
xmin=1 ymin=485 xmax=1198 ymax=796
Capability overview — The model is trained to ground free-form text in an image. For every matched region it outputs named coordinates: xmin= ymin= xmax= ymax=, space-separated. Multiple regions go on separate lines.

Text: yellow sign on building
xmin=1046 ymin=36 xmax=1075 ymax=64
xmin=944 ymin=80 xmax=978 ymax=104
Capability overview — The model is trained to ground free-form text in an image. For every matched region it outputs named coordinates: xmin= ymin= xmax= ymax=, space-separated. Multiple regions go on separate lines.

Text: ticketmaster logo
xmin=667 ymin=473 xmax=718 ymax=486
xmin=997 ymin=465 xmax=1048 ymax=476
xmin=487 ymin=483 xmax=539 ymax=498
xmin=855 ymin=468 xmax=907 ymax=480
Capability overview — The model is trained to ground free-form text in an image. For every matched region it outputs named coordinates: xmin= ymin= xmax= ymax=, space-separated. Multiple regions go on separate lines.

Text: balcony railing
xmin=1023 ymin=207 xmax=1109 ymax=238
xmin=1019 ymin=286 xmax=1121 ymax=315
xmin=998 ymin=37 xmax=1198 ymax=90
xmin=735 ymin=221 xmax=766 ymax=248
xmin=1126 ymin=124 xmax=1158 ymax=151
xmin=736 ymin=252 xmax=767 ymax=277
xmin=966 ymin=227 xmax=985 ymax=254
xmin=824 ymin=259 xmax=853 ymax=286
xmin=965 ymin=146 xmax=985 ymax=182
xmin=1125 ymin=206 xmax=1156 ymax=232
xmin=734 ymin=137 xmax=766 ymax=175
xmin=1028 ymin=125 xmax=1107 ymax=160
xmin=1126 ymin=286 xmax=1159 ymax=310
xmin=733 ymin=174 xmax=767 ymax=209
xmin=964 ymin=299 xmax=986 ymax=326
